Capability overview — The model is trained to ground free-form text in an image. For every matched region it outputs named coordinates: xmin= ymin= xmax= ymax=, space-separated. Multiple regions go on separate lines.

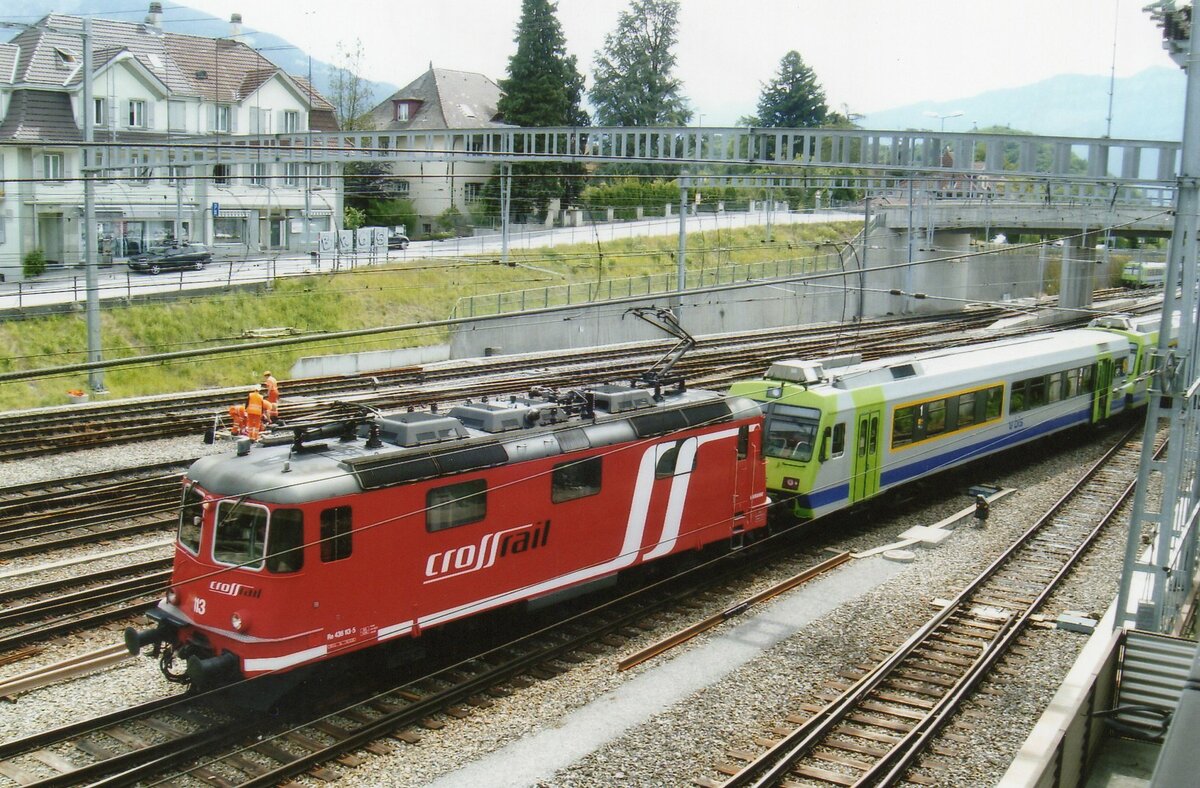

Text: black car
xmin=388 ymin=234 xmax=410 ymax=250
xmin=128 ymin=243 xmax=213 ymax=274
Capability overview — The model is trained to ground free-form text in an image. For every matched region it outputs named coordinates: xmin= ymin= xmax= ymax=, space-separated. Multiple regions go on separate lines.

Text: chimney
xmin=145 ymin=2 xmax=163 ymax=28
xmin=230 ymin=13 xmax=243 ymax=39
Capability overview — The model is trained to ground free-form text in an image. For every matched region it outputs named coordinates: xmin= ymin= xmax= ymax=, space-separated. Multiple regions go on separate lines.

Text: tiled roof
xmin=5 ymin=13 xmax=333 ymax=111
xmin=0 ymin=89 xmax=81 ymax=142
xmin=369 ymin=67 xmax=508 ymax=131
xmin=0 ymin=44 xmax=19 ymax=85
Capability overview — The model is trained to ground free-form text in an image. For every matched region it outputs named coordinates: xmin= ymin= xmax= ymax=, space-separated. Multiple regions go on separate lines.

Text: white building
xmin=0 ymin=5 xmax=340 ymax=282
xmin=367 ymin=67 xmax=509 ymax=234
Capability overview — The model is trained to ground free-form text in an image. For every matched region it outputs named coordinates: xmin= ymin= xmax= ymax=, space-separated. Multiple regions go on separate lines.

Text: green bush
xmin=22 ymin=249 xmax=46 ymax=278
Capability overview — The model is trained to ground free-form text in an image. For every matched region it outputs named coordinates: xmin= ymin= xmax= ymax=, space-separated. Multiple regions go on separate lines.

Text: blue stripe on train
xmin=880 ymin=408 xmax=1093 ymax=489
xmin=792 ymin=482 xmax=850 ymax=511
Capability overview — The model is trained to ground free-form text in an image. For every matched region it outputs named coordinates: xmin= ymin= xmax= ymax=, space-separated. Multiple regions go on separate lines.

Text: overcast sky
xmin=175 ymin=0 xmax=1178 ymax=124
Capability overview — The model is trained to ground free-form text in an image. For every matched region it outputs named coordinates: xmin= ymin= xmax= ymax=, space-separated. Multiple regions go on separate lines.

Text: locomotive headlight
xmin=231 ymin=611 xmax=249 ymax=633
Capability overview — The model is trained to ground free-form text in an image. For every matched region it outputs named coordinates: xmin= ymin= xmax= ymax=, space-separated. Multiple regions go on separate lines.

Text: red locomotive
xmin=126 ymin=380 xmax=770 ymax=686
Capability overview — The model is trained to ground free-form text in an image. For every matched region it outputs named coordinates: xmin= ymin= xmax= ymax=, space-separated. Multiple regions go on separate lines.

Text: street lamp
xmin=923 ymin=110 xmax=964 ymax=132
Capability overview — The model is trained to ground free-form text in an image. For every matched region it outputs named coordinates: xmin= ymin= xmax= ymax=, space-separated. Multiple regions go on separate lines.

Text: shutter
xmin=248 ymin=110 xmax=259 ymax=135
xmin=146 ymin=101 xmax=156 ymax=129
xmin=299 ymin=112 xmax=307 ymax=132
xmin=230 ymin=108 xmax=238 ymax=133
xmin=34 ymin=154 xmax=44 ymax=179
xmin=207 ymin=104 xmax=216 ymax=132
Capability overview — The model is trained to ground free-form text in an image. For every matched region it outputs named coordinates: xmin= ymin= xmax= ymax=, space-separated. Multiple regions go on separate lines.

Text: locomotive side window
xmin=179 ymin=484 xmax=204 ymax=555
xmin=320 ymin=506 xmax=352 ymax=562
xmin=925 ymin=400 xmax=947 ymax=437
xmin=985 ymin=386 xmax=1003 ymax=418
xmin=764 ymin=405 xmax=821 ymax=461
xmin=892 ymin=385 xmax=1003 ymax=449
xmin=654 ymin=441 xmax=697 ymax=478
xmin=268 ymin=509 xmax=305 ymax=573
xmin=892 ymin=406 xmax=916 ymax=447
xmin=214 ymin=501 xmax=268 ymax=569
xmin=427 ymin=479 xmax=487 ymax=532
xmin=1048 ymin=372 xmax=1065 ymax=403
xmin=957 ymin=392 xmax=977 ymax=428
xmin=737 ymin=425 xmax=749 ymax=460
xmin=553 ymin=457 xmax=602 ymax=503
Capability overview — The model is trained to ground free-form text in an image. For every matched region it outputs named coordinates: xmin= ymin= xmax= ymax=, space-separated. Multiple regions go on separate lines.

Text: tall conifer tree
xmin=753 ymin=51 xmax=829 ymax=128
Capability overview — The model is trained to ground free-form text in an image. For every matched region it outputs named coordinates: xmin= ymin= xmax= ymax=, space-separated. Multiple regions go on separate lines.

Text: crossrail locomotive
xmin=726 ymin=324 xmax=1153 ymax=520
xmin=126 ymin=379 xmax=770 ymax=685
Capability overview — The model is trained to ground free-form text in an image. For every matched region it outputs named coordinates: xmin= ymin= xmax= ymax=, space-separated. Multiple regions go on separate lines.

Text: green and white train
xmin=728 ymin=322 xmax=1158 ymax=520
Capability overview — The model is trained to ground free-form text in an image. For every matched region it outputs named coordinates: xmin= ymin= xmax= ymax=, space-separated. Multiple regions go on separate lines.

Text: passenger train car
xmin=126 ymin=382 xmax=769 ymax=685
xmin=727 ymin=328 xmax=1137 ymax=520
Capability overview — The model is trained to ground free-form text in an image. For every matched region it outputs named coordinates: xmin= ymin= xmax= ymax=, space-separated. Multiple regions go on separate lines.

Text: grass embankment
xmin=0 ymin=221 xmax=859 ymax=410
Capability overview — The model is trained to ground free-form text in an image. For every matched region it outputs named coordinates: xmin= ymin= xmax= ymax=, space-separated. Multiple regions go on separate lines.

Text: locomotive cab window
xmin=179 ymin=484 xmax=204 ymax=555
xmin=320 ymin=506 xmax=352 ymax=562
xmin=820 ymin=422 xmax=846 ymax=461
xmin=427 ymin=479 xmax=487 ymax=531
xmin=654 ymin=441 xmax=697 ymax=478
xmin=764 ymin=405 xmax=821 ymax=462
xmin=268 ymin=509 xmax=304 ymax=573
xmin=552 ymin=456 xmax=602 ymax=503
xmin=213 ymin=501 xmax=268 ymax=570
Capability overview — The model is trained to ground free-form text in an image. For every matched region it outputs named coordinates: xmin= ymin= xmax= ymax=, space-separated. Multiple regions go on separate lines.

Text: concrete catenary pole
xmin=82 ymin=16 xmax=104 ymax=393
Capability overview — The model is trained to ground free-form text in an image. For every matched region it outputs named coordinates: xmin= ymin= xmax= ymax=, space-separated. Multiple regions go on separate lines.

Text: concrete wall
xmin=290 ymin=343 xmax=450 ymax=378
xmin=448 ymin=226 xmax=1050 ymax=359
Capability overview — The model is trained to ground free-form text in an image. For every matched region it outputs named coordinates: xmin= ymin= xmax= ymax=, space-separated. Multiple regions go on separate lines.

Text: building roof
xmin=3 ymin=13 xmax=334 ymax=111
xmin=0 ymin=89 xmax=81 ymax=142
xmin=368 ymin=67 xmax=508 ymax=131
xmin=0 ymin=44 xmax=19 ymax=85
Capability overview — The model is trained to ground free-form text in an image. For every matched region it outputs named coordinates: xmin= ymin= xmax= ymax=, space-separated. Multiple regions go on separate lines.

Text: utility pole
xmin=1115 ymin=1 xmax=1200 ymax=635
xmin=500 ymin=163 xmax=511 ymax=265
xmin=677 ymin=169 xmax=688 ymax=292
xmin=82 ymin=17 xmax=104 ymax=393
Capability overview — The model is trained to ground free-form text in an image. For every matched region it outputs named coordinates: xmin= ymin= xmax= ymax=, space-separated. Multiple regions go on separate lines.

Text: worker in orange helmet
xmin=227 ymin=404 xmax=247 ymax=436
xmin=245 ymin=385 xmax=265 ymax=441
xmin=262 ymin=370 xmax=280 ymax=423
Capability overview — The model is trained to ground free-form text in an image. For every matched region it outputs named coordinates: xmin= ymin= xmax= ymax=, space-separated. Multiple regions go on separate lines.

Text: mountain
xmin=860 ymin=68 xmax=1186 ymax=141
xmin=3 ymin=0 xmax=399 ymax=112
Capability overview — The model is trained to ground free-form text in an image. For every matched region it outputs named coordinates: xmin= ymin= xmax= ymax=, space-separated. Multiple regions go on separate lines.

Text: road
xmin=0 ymin=209 xmax=860 ymax=313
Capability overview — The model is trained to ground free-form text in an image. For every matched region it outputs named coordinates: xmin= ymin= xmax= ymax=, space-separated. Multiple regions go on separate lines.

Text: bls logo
xmin=424 ymin=521 xmax=551 ymax=584
xmin=208 ymin=580 xmax=262 ymax=598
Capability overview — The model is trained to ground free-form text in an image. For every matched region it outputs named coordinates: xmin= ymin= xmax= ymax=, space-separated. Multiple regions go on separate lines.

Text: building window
xmin=130 ymin=153 xmax=152 ymax=184
xmin=42 ymin=153 xmax=64 ymax=181
xmin=93 ymin=98 xmax=107 ymax=127
xmin=250 ymin=162 xmax=267 ymax=186
xmin=168 ymin=100 xmax=186 ymax=132
xmin=317 ymin=162 xmax=332 ymax=188
xmin=128 ymin=99 xmax=146 ymax=128
xmin=395 ymin=102 xmax=409 ymax=122
xmin=464 ymin=183 xmax=482 ymax=203
xmin=213 ymin=163 xmax=231 ymax=186
xmin=215 ymin=104 xmax=232 ymax=132
xmin=284 ymin=162 xmax=301 ymax=187
xmin=167 ymin=165 xmax=188 ymax=186
xmin=283 ymin=110 xmax=300 ymax=133
xmin=395 ymin=180 xmax=410 ymax=196
xmin=213 ymin=216 xmax=246 ymax=243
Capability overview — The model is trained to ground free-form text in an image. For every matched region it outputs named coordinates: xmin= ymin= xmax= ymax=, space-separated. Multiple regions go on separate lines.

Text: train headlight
xmin=231 ymin=611 xmax=249 ymax=633
xmin=165 ymin=588 xmax=179 ymax=606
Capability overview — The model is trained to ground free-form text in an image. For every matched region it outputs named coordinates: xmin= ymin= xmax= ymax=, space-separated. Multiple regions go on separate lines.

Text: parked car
xmin=388 ymin=233 xmax=410 ymax=250
xmin=128 ymin=243 xmax=213 ymax=274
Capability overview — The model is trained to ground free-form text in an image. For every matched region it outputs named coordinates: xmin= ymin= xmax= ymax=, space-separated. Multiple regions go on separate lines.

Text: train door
xmin=1094 ymin=358 xmax=1113 ymax=421
xmin=850 ymin=408 xmax=882 ymax=503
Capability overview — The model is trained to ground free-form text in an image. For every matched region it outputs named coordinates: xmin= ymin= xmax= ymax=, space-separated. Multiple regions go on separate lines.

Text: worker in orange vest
xmin=246 ymin=385 xmax=265 ymax=440
xmin=227 ymin=404 xmax=247 ymax=436
xmin=262 ymin=370 xmax=280 ymax=423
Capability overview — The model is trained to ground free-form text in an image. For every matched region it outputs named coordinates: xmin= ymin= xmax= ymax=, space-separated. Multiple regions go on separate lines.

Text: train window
xmin=737 ymin=425 xmax=749 ymax=460
xmin=892 ymin=406 xmax=916 ymax=447
xmin=831 ymin=423 xmax=846 ymax=458
xmin=1080 ymin=365 xmax=1095 ymax=393
xmin=268 ymin=509 xmax=305 ymax=573
xmin=320 ymin=506 xmax=352 ymax=562
xmin=654 ymin=441 xmax=698 ymax=478
xmin=957 ymin=392 xmax=977 ymax=428
xmin=179 ymin=484 xmax=204 ymax=555
xmin=925 ymin=400 xmax=947 ymax=437
xmin=213 ymin=501 xmax=268 ymax=570
xmin=764 ymin=405 xmax=821 ymax=461
xmin=985 ymin=386 xmax=1003 ymax=419
xmin=427 ymin=479 xmax=487 ymax=532
xmin=1048 ymin=372 xmax=1064 ymax=403
xmin=1028 ymin=377 xmax=1047 ymax=408
xmin=1010 ymin=381 xmax=1027 ymax=414
xmin=553 ymin=457 xmax=602 ymax=503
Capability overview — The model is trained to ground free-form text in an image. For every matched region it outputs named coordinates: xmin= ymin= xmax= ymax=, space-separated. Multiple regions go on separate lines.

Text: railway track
xmin=0 ymin=309 xmax=1024 ymax=460
xmin=0 ymin=532 xmax=840 ymax=787
xmin=695 ymin=425 xmax=1156 ymax=788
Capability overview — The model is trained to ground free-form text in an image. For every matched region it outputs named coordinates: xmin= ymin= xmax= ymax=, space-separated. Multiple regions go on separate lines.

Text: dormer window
xmin=55 ymin=48 xmax=78 ymax=65
xmin=394 ymin=101 xmax=410 ymax=122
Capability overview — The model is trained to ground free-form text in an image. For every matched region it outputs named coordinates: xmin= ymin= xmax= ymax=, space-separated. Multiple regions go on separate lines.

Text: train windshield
xmin=764 ymin=404 xmax=822 ymax=462
xmin=179 ymin=484 xmax=204 ymax=555
xmin=214 ymin=500 xmax=269 ymax=570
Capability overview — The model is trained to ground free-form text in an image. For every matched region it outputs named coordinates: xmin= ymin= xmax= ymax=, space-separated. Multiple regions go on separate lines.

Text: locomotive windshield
xmin=764 ymin=404 xmax=822 ymax=462
xmin=214 ymin=500 xmax=269 ymax=569
xmin=179 ymin=483 xmax=204 ymax=555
